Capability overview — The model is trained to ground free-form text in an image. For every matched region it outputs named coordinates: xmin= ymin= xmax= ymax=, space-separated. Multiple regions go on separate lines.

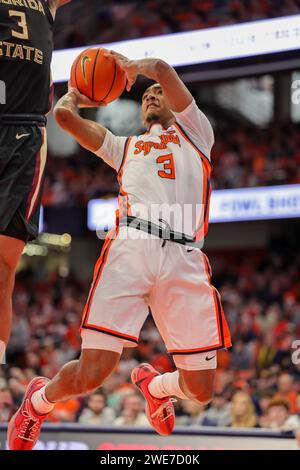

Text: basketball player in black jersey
xmin=0 ymin=0 xmax=71 ymax=365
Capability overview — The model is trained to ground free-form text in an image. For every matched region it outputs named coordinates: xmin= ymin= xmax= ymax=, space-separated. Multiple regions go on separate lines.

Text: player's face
xmin=141 ymin=84 xmax=173 ymax=127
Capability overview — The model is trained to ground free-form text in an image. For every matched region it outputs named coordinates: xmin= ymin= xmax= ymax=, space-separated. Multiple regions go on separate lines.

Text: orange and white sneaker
xmin=131 ymin=363 xmax=175 ymax=436
xmin=7 ymin=377 xmax=50 ymax=450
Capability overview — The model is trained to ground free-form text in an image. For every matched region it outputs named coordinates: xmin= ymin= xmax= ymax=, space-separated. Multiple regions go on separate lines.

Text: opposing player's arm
xmin=47 ymin=0 xmax=71 ymax=19
xmin=48 ymin=0 xmax=71 ymax=9
xmin=54 ymin=88 xmax=107 ymax=152
xmin=56 ymin=0 xmax=72 ymax=6
xmin=104 ymin=51 xmax=193 ymax=113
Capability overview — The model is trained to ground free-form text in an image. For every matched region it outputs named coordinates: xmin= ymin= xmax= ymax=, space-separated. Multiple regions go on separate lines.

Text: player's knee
xmin=194 ymin=389 xmax=214 ymax=405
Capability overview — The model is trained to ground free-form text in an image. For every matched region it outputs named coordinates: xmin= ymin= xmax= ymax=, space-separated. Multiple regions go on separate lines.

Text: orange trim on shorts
xmin=169 ymin=254 xmax=232 ymax=355
xmin=81 ymin=225 xmax=139 ymax=344
xmin=81 ymin=227 xmax=117 ymax=328
xmin=169 ymin=343 xmax=226 ymax=355
xmin=202 ymin=253 xmax=232 ymax=350
xmin=81 ymin=324 xmax=138 ymax=344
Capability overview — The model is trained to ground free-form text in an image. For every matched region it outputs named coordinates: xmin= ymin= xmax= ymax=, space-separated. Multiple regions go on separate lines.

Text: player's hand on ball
xmin=68 ymin=82 xmax=106 ymax=108
xmin=104 ymin=50 xmax=137 ymax=92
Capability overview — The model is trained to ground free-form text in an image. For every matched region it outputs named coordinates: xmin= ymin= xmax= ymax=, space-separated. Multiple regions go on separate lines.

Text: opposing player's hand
xmin=104 ymin=50 xmax=137 ymax=92
xmin=67 ymin=82 xmax=106 ymax=108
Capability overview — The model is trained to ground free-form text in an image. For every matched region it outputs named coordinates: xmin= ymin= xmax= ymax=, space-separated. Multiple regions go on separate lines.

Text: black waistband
xmin=0 ymin=114 xmax=47 ymax=126
xmin=119 ymin=216 xmax=197 ymax=247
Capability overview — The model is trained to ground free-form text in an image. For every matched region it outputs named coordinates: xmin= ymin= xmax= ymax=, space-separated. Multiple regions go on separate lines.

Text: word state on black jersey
xmin=0 ymin=0 xmax=47 ymax=65
xmin=0 ymin=40 xmax=43 ymax=64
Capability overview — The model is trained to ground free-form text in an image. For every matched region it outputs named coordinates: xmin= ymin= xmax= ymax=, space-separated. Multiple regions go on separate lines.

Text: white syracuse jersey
xmin=95 ymin=99 xmax=214 ymax=240
xmin=82 ymin=99 xmax=232 ymax=360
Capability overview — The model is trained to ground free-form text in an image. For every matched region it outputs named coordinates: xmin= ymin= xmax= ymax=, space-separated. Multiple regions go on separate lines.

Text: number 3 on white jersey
xmin=156 ymin=153 xmax=176 ymax=180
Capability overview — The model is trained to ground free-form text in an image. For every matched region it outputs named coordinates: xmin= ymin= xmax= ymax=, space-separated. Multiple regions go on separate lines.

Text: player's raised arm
xmin=54 ymin=88 xmax=127 ymax=171
xmin=54 ymin=88 xmax=107 ymax=153
xmin=104 ymin=51 xmax=193 ymax=113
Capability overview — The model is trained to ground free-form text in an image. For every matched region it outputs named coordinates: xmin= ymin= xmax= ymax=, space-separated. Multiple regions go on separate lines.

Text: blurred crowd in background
xmin=54 ymin=0 xmax=300 ymax=50
xmin=1 ymin=243 xmax=300 ymax=437
xmin=2 ymin=0 xmax=300 ymax=442
xmin=43 ymin=120 xmax=300 ymax=207
xmin=44 ymin=0 xmax=300 ymax=208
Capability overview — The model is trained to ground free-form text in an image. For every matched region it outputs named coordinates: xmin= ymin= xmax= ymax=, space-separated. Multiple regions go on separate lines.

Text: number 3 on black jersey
xmin=9 ymin=10 xmax=29 ymax=40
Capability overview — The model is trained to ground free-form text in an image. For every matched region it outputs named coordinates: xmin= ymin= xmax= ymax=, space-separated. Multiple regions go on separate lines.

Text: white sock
xmin=148 ymin=371 xmax=189 ymax=400
xmin=0 ymin=341 xmax=6 ymax=365
xmin=31 ymin=385 xmax=55 ymax=415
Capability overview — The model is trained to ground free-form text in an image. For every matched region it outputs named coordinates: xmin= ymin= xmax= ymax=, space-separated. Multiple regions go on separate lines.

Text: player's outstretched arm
xmin=104 ymin=51 xmax=193 ymax=113
xmin=54 ymin=88 xmax=107 ymax=153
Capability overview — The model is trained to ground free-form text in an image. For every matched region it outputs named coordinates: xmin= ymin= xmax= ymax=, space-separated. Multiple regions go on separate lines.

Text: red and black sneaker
xmin=131 ymin=363 xmax=175 ymax=436
xmin=7 ymin=377 xmax=50 ymax=450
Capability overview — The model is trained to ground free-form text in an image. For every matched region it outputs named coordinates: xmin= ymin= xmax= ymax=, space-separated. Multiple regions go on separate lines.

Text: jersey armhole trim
xmin=117 ymin=136 xmax=131 ymax=176
xmin=44 ymin=0 xmax=55 ymax=25
xmin=174 ymin=122 xmax=212 ymax=169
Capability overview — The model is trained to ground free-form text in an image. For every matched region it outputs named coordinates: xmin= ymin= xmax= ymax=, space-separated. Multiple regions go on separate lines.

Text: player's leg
xmin=132 ymin=243 xmax=231 ymax=434
xmin=42 ymin=335 xmax=122 ymax=404
xmin=0 ymin=234 xmax=25 ymax=363
xmin=0 ymin=124 xmax=46 ymax=363
xmin=7 ymin=333 xmax=123 ymax=450
xmin=8 ymin=228 xmax=152 ymax=449
xmin=149 ymin=348 xmax=216 ymax=404
xmin=132 ymin=355 xmax=216 ymax=435
xmin=177 ymin=367 xmax=215 ymax=404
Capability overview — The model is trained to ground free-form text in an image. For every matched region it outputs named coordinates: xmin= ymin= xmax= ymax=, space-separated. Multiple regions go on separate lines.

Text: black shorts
xmin=0 ymin=114 xmax=47 ymax=243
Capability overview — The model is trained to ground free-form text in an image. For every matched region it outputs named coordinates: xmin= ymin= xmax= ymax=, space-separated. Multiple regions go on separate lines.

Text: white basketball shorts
xmin=81 ymin=226 xmax=232 ymax=357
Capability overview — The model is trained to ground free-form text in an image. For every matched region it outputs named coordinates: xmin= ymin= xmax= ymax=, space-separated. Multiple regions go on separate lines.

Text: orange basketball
xmin=70 ymin=47 xmax=126 ymax=104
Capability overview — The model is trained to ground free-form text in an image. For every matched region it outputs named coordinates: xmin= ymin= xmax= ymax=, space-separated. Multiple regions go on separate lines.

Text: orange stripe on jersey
xmin=194 ymin=162 xmax=212 ymax=240
xmin=117 ymin=137 xmax=132 ymax=219
xmin=174 ymin=122 xmax=212 ymax=241
xmin=174 ymin=122 xmax=211 ymax=168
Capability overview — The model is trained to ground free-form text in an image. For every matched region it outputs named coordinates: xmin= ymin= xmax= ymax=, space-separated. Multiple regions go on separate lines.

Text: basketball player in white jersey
xmin=8 ymin=51 xmax=231 ymax=448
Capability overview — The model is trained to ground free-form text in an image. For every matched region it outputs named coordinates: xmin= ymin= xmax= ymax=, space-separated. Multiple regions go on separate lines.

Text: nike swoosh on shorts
xmin=16 ymin=133 xmax=30 ymax=140
xmin=205 ymin=355 xmax=216 ymax=361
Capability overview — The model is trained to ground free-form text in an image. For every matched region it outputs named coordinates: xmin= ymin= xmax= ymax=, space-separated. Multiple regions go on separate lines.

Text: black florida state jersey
xmin=0 ymin=0 xmax=54 ymax=115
